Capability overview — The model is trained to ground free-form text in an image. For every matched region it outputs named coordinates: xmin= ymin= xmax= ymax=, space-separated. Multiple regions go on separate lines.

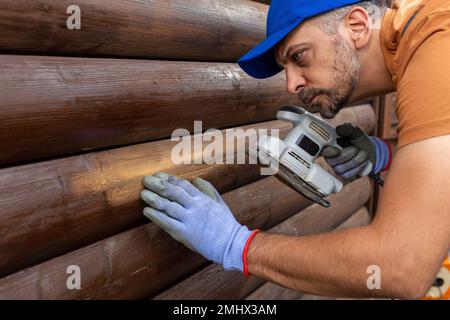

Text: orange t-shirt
xmin=380 ymin=0 xmax=450 ymax=148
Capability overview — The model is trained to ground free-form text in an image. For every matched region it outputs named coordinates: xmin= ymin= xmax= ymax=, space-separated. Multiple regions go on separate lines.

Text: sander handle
xmin=277 ymin=105 xmax=373 ymax=177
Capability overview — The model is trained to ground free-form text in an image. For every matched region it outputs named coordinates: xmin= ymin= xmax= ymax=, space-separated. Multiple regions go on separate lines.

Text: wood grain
xmin=0 ymin=56 xmax=296 ymax=166
xmin=0 ymin=174 xmax=316 ymax=299
xmin=0 ymin=105 xmax=374 ymax=279
xmin=0 ymin=120 xmax=289 ymax=278
xmin=153 ymin=179 xmax=371 ymax=300
xmin=0 ymin=0 xmax=267 ymax=61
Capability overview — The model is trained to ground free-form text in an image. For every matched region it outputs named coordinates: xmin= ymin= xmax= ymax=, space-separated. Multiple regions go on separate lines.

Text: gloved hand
xmin=140 ymin=172 xmax=259 ymax=273
xmin=321 ymin=123 xmax=391 ymax=181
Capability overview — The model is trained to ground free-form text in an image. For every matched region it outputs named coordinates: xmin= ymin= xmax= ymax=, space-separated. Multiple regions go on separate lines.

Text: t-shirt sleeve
xmin=395 ymin=27 xmax=450 ymax=149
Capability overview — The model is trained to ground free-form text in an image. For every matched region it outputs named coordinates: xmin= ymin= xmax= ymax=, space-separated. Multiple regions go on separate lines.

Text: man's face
xmin=275 ymin=20 xmax=362 ymax=119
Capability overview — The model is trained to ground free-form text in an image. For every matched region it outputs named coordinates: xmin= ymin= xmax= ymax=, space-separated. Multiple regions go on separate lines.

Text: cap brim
xmin=238 ymin=20 xmax=303 ymax=79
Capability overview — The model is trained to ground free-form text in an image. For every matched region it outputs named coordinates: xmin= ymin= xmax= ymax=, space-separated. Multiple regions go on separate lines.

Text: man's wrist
xmin=222 ymin=225 xmax=254 ymax=272
xmin=242 ymin=229 xmax=260 ymax=276
xmin=242 ymin=230 xmax=266 ymax=277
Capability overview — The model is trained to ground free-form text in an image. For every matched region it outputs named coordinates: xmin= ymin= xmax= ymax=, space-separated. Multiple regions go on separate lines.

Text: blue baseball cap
xmin=238 ymin=0 xmax=364 ymax=79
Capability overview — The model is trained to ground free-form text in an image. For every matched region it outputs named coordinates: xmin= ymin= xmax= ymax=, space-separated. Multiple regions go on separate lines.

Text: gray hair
xmin=314 ymin=0 xmax=393 ymax=34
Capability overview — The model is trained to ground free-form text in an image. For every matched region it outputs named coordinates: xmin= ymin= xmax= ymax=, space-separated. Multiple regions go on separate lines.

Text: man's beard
xmin=298 ymin=34 xmax=362 ymax=119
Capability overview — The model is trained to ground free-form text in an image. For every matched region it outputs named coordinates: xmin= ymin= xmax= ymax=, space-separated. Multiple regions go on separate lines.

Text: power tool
xmin=257 ymin=106 xmax=373 ymax=208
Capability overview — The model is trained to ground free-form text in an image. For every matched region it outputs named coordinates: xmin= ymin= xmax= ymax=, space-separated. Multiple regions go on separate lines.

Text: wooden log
xmin=0 ymin=175 xmax=317 ymax=300
xmin=0 ymin=56 xmax=297 ymax=166
xmin=153 ymin=179 xmax=371 ymax=300
xmin=0 ymin=103 xmax=374 ymax=277
xmin=328 ymin=103 xmax=375 ymax=134
xmin=245 ymin=207 xmax=372 ymax=300
xmin=0 ymin=120 xmax=289 ymax=278
xmin=0 ymin=0 xmax=267 ymax=61
xmin=334 ymin=206 xmax=372 ymax=231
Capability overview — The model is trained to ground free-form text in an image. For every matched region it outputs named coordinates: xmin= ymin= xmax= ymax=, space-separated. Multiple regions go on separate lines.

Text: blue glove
xmin=321 ymin=123 xmax=391 ymax=181
xmin=140 ymin=172 xmax=256 ymax=272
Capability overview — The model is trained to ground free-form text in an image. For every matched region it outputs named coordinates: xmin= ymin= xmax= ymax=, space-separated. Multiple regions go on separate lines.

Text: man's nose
xmin=286 ymin=68 xmax=306 ymax=94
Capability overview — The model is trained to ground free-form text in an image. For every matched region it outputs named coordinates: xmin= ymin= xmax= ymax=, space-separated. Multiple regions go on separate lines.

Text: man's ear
xmin=345 ymin=7 xmax=372 ymax=49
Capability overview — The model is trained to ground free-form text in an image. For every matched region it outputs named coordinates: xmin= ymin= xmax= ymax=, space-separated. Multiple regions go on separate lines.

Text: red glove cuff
xmin=242 ymin=229 xmax=260 ymax=277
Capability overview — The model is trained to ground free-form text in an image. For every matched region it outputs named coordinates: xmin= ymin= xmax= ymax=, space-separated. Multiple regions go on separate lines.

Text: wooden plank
xmin=0 ymin=175 xmax=317 ymax=300
xmin=245 ymin=207 xmax=372 ymax=300
xmin=153 ymin=179 xmax=372 ymax=300
xmin=0 ymin=0 xmax=267 ymax=61
xmin=0 ymin=56 xmax=297 ymax=166
xmin=0 ymin=105 xmax=375 ymax=277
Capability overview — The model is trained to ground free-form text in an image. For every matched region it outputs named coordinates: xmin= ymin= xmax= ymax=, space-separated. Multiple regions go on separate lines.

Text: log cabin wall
xmin=0 ymin=0 xmax=380 ymax=299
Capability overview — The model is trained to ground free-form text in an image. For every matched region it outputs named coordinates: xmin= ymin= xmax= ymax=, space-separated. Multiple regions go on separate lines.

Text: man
xmin=140 ymin=0 xmax=450 ymax=299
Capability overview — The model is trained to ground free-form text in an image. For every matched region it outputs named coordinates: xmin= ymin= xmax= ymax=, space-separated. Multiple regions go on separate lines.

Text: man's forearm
xmin=247 ymin=225 xmax=404 ymax=299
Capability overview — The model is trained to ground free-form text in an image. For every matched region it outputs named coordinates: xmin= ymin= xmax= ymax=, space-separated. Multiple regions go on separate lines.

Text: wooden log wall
xmin=0 ymin=0 xmax=379 ymax=299
xmin=0 ymin=0 xmax=266 ymax=61
xmin=153 ymin=178 xmax=371 ymax=300
xmin=245 ymin=207 xmax=372 ymax=300
xmin=0 ymin=58 xmax=295 ymax=166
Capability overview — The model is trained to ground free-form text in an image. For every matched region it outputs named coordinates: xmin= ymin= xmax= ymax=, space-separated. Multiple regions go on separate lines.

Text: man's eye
xmin=293 ymin=51 xmax=304 ymax=63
